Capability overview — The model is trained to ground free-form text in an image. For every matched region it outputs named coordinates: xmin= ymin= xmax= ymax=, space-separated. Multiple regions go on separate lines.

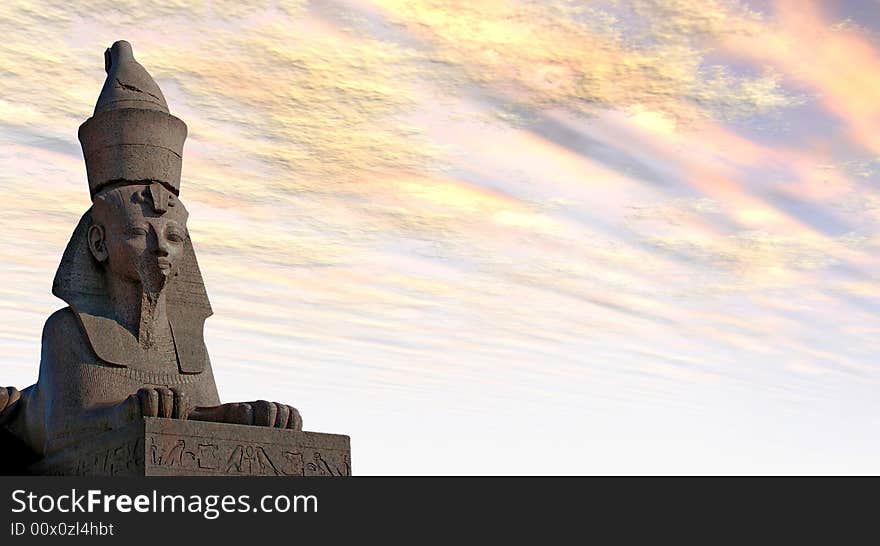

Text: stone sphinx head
xmin=52 ymin=40 xmax=211 ymax=373
xmin=89 ymin=182 xmax=189 ymax=298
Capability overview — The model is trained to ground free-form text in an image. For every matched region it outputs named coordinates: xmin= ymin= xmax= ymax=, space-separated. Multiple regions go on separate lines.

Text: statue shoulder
xmin=41 ymin=307 xmax=86 ymax=353
xmin=35 ymin=308 xmax=96 ymax=387
xmin=42 ymin=307 xmax=78 ymax=336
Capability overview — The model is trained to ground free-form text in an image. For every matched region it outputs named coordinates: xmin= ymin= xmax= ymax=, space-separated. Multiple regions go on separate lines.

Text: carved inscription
xmin=305 ymin=452 xmax=351 ymax=476
xmin=149 ymin=437 xmax=220 ymax=470
xmin=58 ymin=437 xmax=143 ymax=476
xmin=146 ymin=434 xmax=351 ymax=476
xmin=30 ymin=420 xmax=351 ymax=476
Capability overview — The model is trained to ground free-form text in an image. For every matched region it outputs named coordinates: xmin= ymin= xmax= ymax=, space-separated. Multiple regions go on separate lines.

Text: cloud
xmin=642 ymin=229 xmax=867 ymax=289
xmin=627 ymin=197 xmax=723 ymax=225
xmin=2 ymin=0 xmax=880 ymax=473
xmin=369 ymin=0 xmax=801 ymax=124
xmin=721 ymin=0 xmax=880 ymax=155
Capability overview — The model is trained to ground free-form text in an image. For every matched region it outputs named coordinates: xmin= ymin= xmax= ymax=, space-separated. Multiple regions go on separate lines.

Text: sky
xmin=1 ymin=0 xmax=880 ymax=474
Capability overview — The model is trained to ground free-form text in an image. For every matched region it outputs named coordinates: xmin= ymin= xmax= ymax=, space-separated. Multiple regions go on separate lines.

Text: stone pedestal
xmin=29 ymin=418 xmax=351 ymax=476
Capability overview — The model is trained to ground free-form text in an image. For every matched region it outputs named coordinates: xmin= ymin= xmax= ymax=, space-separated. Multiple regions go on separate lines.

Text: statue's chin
xmin=139 ymin=267 xmax=169 ymax=301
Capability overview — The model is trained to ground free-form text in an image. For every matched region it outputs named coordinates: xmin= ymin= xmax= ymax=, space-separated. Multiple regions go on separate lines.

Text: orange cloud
xmin=723 ymin=0 xmax=880 ymax=155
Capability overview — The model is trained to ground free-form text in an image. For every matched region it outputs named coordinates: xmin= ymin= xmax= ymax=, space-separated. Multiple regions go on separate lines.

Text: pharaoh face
xmin=88 ymin=183 xmax=189 ymax=296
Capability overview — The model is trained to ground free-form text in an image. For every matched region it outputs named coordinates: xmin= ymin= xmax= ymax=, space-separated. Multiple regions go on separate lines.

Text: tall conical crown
xmin=78 ymin=41 xmax=187 ymax=199
xmin=94 ymin=40 xmax=169 ymax=114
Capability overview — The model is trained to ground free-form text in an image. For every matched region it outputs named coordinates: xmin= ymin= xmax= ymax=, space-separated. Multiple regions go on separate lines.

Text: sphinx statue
xmin=0 ymin=41 xmax=302 ymax=470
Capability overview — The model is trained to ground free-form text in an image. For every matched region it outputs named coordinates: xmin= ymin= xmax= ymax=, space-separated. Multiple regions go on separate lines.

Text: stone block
xmin=29 ymin=418 xmax=351 ymax=476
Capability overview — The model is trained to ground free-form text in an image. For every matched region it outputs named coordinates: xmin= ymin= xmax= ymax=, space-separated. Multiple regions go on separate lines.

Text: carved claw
xmin=194 ymin=401 xmax=302 ymax=430
xmin=134 ymin=387 xmax=191 ymax=420
xmin=252 ymin=401 xmax=301 ymax=430
xmin=187 ymin=401 xmax=302 ymax=429
xmin=0 ymin=386 xmax=20 ymax=411
xmin=287 ymin=406 xmax=303 ymax=431
xmin=0 ymin=386 xmax=21 ymax=425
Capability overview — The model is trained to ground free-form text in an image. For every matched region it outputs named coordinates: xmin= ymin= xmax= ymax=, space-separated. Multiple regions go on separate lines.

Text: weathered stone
xmin=80 ymin=40 xmax=186 ymax=197
xmin=29 ymin=418 xmax=351 ymax=477
xmin=79 ymin=109 xmax=188 ymax=197
xmin=0 ymin=40 xmax=349 ymax=475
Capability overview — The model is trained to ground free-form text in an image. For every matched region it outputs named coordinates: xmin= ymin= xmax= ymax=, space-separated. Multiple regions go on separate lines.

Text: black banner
xmin=0 ymin=477 xmax=872 ymax=542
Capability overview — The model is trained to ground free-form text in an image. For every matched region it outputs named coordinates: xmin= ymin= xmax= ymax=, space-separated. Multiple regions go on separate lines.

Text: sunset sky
xmin=2 ymin=0 xmax=880 ymax=474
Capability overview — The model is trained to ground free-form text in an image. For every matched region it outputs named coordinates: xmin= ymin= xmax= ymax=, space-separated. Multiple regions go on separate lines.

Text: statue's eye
xmin=127 ymin=227 xmax=148 ymax=238
xmin=166 ymin=229 xmax=186 ymax=243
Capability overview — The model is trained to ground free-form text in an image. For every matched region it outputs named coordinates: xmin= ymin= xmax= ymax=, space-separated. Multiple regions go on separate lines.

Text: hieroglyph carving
xmin=147 ymin=435 xmax=351 ymax=476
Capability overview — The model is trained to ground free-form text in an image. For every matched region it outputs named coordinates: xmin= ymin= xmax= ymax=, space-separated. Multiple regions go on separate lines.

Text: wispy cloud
xmin=1 ymin=0 xmax=879 ymax=473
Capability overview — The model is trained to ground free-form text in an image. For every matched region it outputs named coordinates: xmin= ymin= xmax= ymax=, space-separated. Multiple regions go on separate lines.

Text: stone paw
xmin=0 ymin=386 xmax=21 ymax=423
xmin=135 ymin=386 xmax=191 ymax=419
xmin=225 ymin=401 xmax=302 ymax=430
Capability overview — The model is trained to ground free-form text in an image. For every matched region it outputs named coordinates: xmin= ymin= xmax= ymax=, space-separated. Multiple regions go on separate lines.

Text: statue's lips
xmin=156 ymin=257 xmax=172 ymax=271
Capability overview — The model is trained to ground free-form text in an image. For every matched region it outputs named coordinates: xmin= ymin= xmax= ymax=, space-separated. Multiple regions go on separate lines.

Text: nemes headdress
xmin=53 ymin=41 xmax=211 ymax=374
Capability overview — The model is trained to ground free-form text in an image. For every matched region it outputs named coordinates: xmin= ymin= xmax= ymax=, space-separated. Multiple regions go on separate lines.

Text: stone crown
xmin=78 ymin=40 xmax=187 ymax=199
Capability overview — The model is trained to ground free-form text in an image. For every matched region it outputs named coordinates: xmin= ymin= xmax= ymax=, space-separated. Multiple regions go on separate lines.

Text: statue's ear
xmin=87 ymin=224 xmax=108 ymax=262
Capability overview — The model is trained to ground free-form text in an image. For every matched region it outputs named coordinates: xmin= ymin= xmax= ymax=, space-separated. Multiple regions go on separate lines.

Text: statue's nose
xmin=149 ymin=225 xmax=170 ymax=256
xmin=156 ymin=238 xmax=170 ymax=257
